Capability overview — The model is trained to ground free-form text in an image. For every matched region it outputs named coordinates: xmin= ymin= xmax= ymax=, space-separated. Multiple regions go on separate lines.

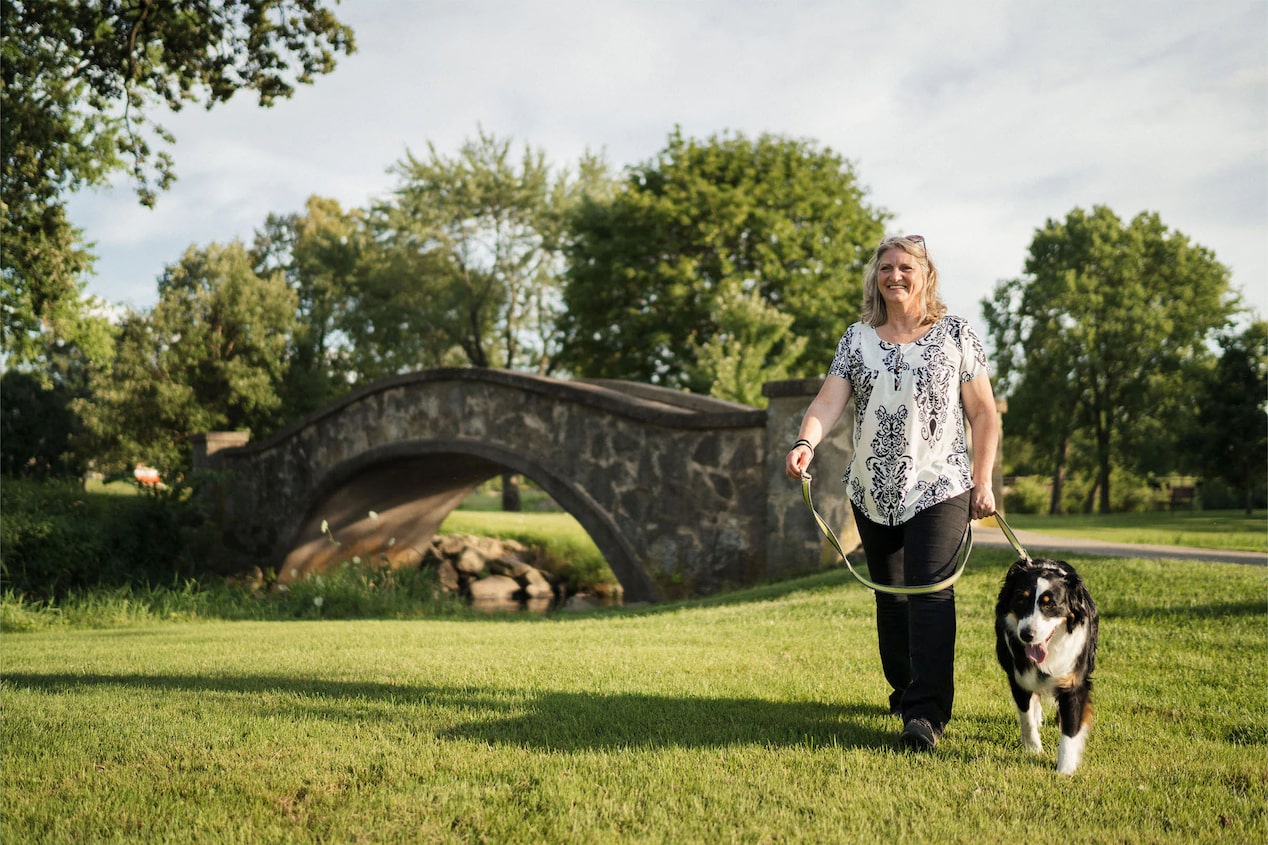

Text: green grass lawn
xmin=3 ymin=549 xmax=1264 ymax=843
xmin=1004 ymin=510 xmax=1267 ymax=553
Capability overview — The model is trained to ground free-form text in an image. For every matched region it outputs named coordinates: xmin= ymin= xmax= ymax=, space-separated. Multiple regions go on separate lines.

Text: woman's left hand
xmin=971 ymin=483 xmax=996 ymax=520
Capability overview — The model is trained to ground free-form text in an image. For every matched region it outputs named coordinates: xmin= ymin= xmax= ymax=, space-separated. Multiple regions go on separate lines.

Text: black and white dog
xmin=995 ymin=557 xmax=1099 ymax=774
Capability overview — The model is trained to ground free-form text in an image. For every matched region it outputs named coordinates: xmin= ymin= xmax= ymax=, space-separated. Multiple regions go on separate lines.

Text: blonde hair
xmin=860 ymin=235 xmax=947 ymax=327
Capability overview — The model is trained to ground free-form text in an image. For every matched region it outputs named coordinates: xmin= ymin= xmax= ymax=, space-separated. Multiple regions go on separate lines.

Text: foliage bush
xmin=1112 ymin=470 xmax=1157 ymax=513
xmin=1005 ymin=471 xmax=1163 ymax=515
xmin=0 ymin=370 xmax=87 ymax=480
xmin=0 ymin=478 xmax=196 ymax=598
xmin=1049 ymin=468 xmax=1154 ymax=514
xmin=1002 ymin=476 xmax=1048 ymax=514
xmin=1197 ymin=477 xmax=1268 ymax=510
xmin=1 ymin=558 xmax=469 ymax=632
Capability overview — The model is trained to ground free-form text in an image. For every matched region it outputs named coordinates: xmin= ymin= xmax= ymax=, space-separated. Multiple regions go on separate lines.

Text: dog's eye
xmin=1040 ymin=594 xmax=1053 ymax=606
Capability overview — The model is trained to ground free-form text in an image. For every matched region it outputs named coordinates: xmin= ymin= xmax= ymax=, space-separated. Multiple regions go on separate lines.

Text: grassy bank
xmin=1004 ymin=510 xmax=1267 ymax=553
xmin=3 ymin=550 xmax=1264 ymax=843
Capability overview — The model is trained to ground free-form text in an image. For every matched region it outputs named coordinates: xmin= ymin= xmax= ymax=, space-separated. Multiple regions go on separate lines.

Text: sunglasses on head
xmin=905 ymin=234 xmax=925 ymax=245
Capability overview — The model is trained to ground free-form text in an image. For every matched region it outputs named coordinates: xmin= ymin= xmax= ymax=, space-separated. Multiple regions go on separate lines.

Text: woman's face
xmin=876 ymin=246 xmax=926 ymax=310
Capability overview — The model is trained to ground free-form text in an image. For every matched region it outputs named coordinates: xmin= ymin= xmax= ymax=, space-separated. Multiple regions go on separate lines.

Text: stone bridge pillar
xmin=192 ymin=431 xmax=251 ymax=471
xmin=762 ymin=378 xmax=859 ymax=578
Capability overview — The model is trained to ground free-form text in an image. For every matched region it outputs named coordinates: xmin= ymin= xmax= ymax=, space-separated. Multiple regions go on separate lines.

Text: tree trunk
xmin=501 ymin=471 xmax=522 ymax=512
xmin=1082 ymin=481 xmax=1098 ymax=514
xmin=1096 ymin=414 xmax=1112 ymax=514
xmin=1048 ymin=438 xmax=1068 ymax=516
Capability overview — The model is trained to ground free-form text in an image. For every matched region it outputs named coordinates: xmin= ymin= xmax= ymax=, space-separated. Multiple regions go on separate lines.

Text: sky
xmin=66 ymin=0 xmax=1268 ymax=330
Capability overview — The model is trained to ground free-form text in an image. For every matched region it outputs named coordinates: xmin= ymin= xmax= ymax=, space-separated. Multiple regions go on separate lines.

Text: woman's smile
xmin=878 ymin=246 xmax=925 ymax=304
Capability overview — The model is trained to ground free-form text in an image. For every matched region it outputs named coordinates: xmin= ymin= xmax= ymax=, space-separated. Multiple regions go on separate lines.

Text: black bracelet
xmin=793 ymin=439 xmax=814 ymax=451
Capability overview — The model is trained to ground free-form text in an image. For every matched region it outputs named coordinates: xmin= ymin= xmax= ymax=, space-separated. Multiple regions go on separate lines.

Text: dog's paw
xmin=1055 ymin=759 xmax=1079 ymax=775
xmin=1055 ymin=730 xmax=1087 ymax=775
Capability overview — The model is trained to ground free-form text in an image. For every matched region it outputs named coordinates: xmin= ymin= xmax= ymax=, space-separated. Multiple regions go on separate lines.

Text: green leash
xmin=800 ymin=472 xmax=972 ymax=595
xmin=991 ymin=510 xmax=1032 ymax=562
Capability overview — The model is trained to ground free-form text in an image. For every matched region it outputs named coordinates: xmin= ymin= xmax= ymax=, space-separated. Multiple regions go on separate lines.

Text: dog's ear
xmin=1064 ymin=568 xmax=1098 ymax=631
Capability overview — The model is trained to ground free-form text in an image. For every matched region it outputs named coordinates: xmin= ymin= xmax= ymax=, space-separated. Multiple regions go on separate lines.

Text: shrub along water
xmin=0 ymin=478 xmax=617 ymax=630
xmin=0 ymin=478 xmax=197 ymax=598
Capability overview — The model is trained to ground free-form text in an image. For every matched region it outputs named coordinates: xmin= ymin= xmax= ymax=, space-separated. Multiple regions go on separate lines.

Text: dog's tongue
xmin=1026 ymin=642 xmax=1049 ymax=664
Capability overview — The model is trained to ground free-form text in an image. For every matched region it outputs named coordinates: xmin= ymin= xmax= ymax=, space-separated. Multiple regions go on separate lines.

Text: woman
xmin=784 ymin=234 xmax=999 ymax=751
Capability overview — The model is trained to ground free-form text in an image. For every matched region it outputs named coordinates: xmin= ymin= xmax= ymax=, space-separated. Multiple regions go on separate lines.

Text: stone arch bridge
xmin=195 ymin=368 xmax=859 ymax=603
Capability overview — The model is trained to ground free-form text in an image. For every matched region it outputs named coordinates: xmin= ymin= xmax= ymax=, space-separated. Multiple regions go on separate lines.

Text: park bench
xmin=1169 ymin=485 xmax=1195 ymax=510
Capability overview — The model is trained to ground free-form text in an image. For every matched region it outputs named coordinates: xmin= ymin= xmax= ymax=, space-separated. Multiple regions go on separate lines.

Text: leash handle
xmin=800 ymin=472 xmax=970 ymax=595
xmin=992 ymin=513 xmax=1031 ymax=561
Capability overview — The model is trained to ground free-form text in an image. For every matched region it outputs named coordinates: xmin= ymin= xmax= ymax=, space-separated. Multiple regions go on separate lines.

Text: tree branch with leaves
xmin=1 ymin=0 xmax=355 ymax=361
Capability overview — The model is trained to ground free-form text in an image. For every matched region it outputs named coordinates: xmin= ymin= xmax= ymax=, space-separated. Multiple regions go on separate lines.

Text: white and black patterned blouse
xmin=828 ymin=315 xmax=990 ymax=526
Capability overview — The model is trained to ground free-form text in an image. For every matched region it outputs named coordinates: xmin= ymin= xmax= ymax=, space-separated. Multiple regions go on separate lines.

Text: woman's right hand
xmin=786 ymin=444 xmax=813 ymax=479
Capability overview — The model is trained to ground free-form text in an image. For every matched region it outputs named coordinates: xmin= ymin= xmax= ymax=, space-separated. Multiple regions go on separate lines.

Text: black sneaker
xmin=901 ymin=718 xmax=938 ymax=752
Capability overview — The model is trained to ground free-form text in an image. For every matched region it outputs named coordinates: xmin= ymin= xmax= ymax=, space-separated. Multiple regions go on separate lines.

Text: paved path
xmin=971 ymin=524 xmax=1267 ymax=566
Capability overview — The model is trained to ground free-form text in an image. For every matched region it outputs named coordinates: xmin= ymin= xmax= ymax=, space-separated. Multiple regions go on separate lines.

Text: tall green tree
xmin=984 ymin=206 xmax=1239 ymax=513
xmin=77 ymin=241 xmax=297 ymax=477
xmin=557 ymin=128 xmax=887 ymax=395
xmin=985 ymin=276 xmax=1089 ymax=513
xmin=252 ymin=195 xmax=365 ymax=421
xmin=1185 ymin=321 xmax=1268 ymax=514
xmin=371 ymin=129 xmax=607 ymax=376
xmin=1 ymin=0 xmax=354 ymax=361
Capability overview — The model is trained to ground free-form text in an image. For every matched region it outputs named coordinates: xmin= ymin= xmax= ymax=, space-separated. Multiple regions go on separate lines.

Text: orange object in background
xmin=133 ymin=464 xmax=161 ymax=486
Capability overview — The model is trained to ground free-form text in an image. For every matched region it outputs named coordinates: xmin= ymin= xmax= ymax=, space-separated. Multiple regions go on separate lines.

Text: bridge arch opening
xmin=277 ymin=439 xmax=662 ymax=603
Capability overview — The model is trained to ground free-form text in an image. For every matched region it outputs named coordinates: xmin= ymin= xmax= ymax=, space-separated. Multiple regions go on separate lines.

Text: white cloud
xmin=67 ymin=0 xmax=1268 ymax=324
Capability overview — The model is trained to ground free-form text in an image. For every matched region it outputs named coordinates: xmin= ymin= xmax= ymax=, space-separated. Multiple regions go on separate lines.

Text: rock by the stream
xmin=421 ymin=533 xmax=567 ymax=604
xmin=466 ymin=573 xmax=521 ymax=601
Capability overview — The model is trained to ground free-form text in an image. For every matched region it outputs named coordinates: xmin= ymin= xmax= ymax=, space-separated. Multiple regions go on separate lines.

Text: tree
xmin=1 ymin=0 xmax=354 ymax=361
xmin=557 ymin=128 xmax=888 ymax=395
xmin=77 ymin=241 xmax=297 ymax=477
xmin=329 ymin=226 xmax=465 ymax=382
xmin=252 ymin=195 xmax=365 ymax=421
xmin=1 ymin=370 xmax=85 ymax=478
xmin=1186 ymin=321 xmax=1268 ymax=514
xmin=371 ymin=129 xmax=607 ymax=376
xmin=984 ymin=206 xmax=1239 ymax=513
xmin=0 ymin=298 xmax=116 ymax=478
xmin=692 ymin=278 xmax=807 ymax=406
xmin=985 ymin=276 xmax=1089 ymax=513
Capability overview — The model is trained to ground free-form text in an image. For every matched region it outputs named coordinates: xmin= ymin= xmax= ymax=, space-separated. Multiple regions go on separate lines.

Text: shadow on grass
xmin=1098 ymin=599 xmax=1265 ymax=622
xmin=4 ymin=672 xmax=898 ymax=753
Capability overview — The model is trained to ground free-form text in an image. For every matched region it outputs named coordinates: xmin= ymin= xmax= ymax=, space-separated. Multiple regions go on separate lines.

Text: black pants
xmin=851 ymin=492 xmax=970 ymax=733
